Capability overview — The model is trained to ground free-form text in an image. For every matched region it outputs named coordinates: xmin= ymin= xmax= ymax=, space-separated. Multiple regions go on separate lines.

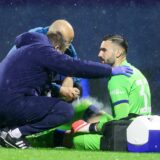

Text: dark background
xmin=0 ymin=0 xmax=160 ymax=113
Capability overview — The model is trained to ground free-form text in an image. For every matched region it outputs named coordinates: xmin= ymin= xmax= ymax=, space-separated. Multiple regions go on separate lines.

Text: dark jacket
xmin=0 ymin=32 xmax=111 ymax=106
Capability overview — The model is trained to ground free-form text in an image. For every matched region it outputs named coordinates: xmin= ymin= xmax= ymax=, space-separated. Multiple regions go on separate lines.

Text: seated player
xmin=53 ymin=34 xmax=151 ymax=150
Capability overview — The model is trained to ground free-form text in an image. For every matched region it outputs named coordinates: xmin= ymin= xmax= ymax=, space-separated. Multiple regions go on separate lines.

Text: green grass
xmin=0 ymin=148 xmax=160 ymax=160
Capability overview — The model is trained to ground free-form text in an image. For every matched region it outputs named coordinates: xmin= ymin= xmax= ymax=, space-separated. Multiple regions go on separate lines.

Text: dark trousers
xmin=0 ymin=96 xmax=74 ymax=136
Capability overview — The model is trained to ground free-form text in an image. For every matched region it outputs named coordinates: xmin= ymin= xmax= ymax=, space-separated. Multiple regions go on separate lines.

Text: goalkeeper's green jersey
xmin=98 ymin=60 xmax=151 ymax=130
xmin=73 ymin=61 xmax=151 ymax=150
xmin=108 ymin=60 xmax=151 ymax=119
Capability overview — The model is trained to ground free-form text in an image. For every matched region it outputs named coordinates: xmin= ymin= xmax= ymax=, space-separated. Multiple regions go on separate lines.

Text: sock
xmin=89 ymin=123 xmax=98 ymax=132
xmin=9 ymin=128 xmax=22 ymax=139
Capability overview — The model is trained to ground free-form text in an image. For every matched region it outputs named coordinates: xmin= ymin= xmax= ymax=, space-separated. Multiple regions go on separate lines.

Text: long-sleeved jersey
xmin=108 ymin=60 xmax=151 ymax=119
xmin=98 ymin=60 xmax=151 ymax=131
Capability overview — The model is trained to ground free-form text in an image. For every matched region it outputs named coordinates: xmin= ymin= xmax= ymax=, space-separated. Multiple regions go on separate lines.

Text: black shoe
xmin=0 ymin=130 xmax=31 ymax=149
xmin=0 ymin=137 xmax=6 ymax=147
xmin=0 ymin=128 xmax=9 ymax=147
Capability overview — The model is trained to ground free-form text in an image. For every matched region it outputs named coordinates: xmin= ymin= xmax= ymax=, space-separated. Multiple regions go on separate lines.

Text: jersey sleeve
xmin=108 ymin=76 xmax=130 ymax=119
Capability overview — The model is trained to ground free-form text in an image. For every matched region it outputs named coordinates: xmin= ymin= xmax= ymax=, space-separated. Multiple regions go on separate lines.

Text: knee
xmin=55 ymin=101 xmax=74 ymax=122
xmin=62 ymin=103 xmax=74 ymax=122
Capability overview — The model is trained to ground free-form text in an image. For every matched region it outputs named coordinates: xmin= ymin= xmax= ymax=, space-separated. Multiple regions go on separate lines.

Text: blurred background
xmin=0 ymin=0 xmax=160 ymax=114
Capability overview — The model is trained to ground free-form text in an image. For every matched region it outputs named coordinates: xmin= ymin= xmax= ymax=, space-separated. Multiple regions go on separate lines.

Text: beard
xmin=106 ymin=58 xmax=115 ymax=66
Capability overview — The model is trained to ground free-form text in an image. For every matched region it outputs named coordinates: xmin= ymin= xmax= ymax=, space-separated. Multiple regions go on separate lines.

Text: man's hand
xmin=59 ymin=86 xmax=80 ymax=101
xmin=62 ymin=77 xmax=74 ymax=87
xmin=112 ymin=66 xmax=133 ymax=77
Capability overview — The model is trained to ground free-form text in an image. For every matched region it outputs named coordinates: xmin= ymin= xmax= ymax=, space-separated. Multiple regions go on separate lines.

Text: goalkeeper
xmin=65 ymin=34 xmax=151 ymax=150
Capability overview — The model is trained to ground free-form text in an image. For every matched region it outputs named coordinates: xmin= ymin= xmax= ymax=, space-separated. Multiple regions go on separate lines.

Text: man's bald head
xmin=48 ymin=20 xmax=74 ymax=42
xmin=47 ymin=20 xmax=74 ymax=53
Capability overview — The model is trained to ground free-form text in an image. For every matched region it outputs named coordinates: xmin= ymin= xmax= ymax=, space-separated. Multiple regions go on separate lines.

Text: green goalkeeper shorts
xmin=73 ymin=133 xmax=102 ymax=150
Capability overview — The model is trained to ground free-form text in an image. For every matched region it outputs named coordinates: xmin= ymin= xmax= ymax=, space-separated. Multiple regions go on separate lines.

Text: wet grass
xmin=0 ymin=148 xmax=160 ymax=160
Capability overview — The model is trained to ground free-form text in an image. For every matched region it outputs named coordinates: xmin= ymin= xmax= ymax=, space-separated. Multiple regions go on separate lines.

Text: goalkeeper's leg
xmin=72 ymin=133 xmax=102 ymax=150
xmin=71 ymin=113 xmax=113 ymax=133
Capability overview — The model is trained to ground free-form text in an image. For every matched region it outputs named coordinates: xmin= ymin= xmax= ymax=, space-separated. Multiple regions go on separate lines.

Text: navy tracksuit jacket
xmin=0 ymin=32 xmax=111 ymax=128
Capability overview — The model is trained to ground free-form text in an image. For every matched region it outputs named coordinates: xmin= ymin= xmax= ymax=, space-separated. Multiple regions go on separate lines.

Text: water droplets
xmin=102 ymin=9 xmax=106 ymax=15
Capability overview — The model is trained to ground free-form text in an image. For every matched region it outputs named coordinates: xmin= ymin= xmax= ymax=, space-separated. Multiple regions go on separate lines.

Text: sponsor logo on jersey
xmin=110 ymin=89 xmax=125 ymax=95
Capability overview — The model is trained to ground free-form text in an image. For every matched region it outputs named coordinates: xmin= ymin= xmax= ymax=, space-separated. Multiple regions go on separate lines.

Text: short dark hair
xmin=102 ymin=35 xmax=128 ymax=54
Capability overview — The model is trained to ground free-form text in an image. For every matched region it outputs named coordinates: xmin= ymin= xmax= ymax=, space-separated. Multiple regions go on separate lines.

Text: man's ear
xmin=116 ymin=49 xmax=122 ymax=58
xmin=54 ymin=45 xmax=61 ymax=53
xmin=55 ymin=45 xmax=64 ymax=54
xmin=55 ymin=45 xmax=59 ymax=50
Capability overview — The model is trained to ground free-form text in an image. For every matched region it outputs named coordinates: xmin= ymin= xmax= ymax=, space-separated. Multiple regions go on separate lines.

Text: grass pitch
xmin=0 ymin=148 xmax=160 ymax=160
